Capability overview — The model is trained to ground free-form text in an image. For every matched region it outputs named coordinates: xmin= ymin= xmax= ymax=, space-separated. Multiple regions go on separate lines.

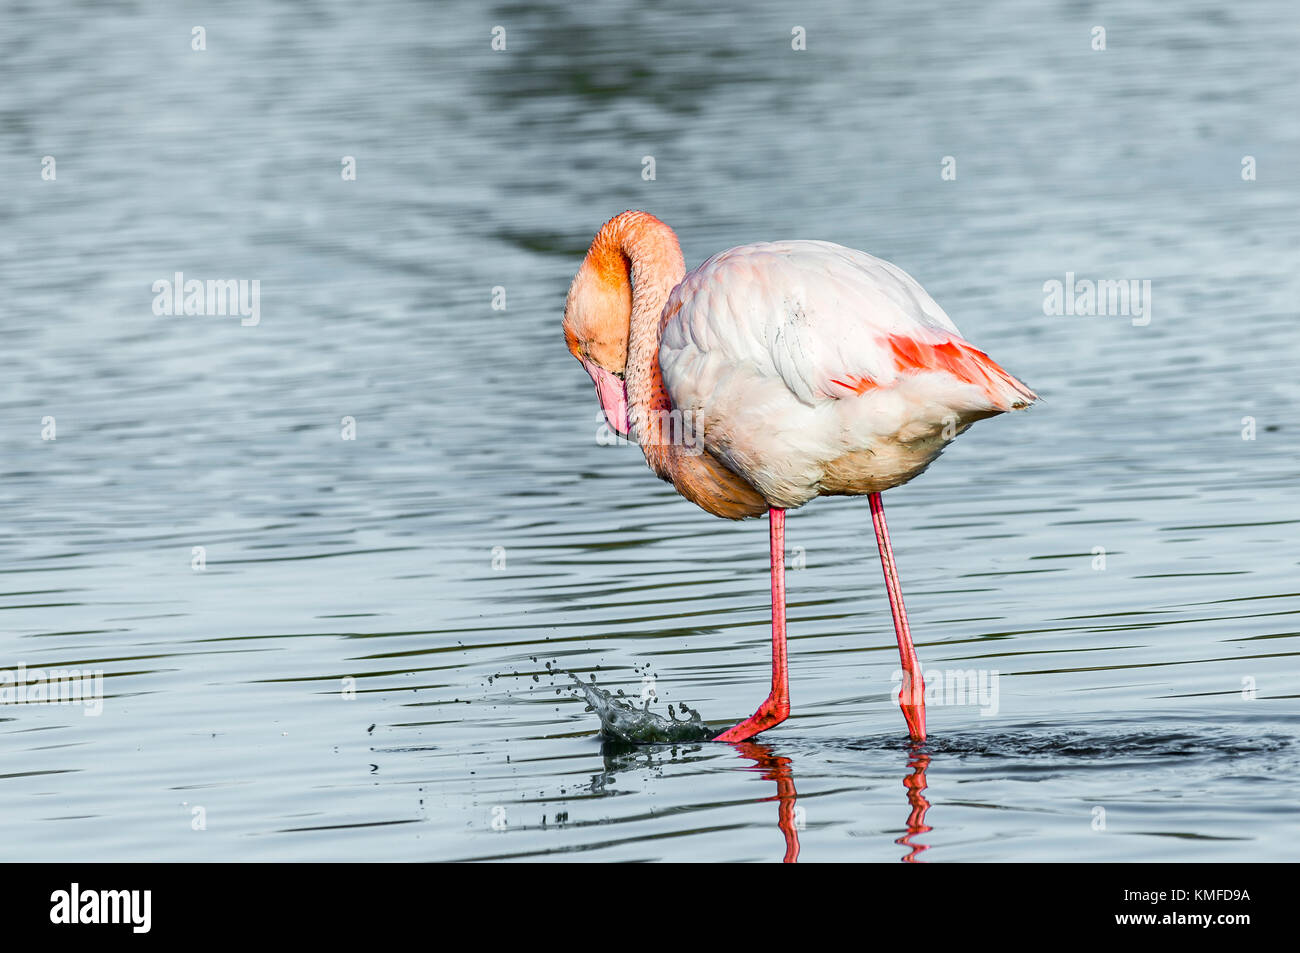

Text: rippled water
xmin=2 ymin=0 xmax=1298 ymax=861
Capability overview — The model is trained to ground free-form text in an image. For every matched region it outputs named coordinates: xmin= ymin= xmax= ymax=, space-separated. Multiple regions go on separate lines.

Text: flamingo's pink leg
xmin=869 ymin=492 xmax=927 ymax=741
xmin=714 ymin=507 xmax=790 ymax=742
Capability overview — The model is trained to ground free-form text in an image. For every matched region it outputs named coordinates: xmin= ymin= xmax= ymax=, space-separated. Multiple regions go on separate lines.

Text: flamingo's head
xmin=563 ymin=239 xmax=632 ymax=437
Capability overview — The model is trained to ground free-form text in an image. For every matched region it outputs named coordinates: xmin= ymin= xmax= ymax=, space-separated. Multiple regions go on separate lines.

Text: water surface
xmin=1 ymin=0 xmax=1298 ymax=861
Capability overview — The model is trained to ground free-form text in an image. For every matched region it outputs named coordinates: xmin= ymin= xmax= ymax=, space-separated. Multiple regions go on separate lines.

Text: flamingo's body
xmin=563 ymin=211 xmax=1036 ymax=743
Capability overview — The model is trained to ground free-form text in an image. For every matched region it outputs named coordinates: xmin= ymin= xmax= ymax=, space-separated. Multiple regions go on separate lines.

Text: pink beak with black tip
xmin=581 ymin=357 xmax=630 ymax=436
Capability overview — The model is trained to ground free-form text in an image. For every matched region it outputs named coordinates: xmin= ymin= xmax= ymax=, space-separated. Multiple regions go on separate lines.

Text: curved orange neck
xmin=590 ymin=211 xmax=685 ymax=478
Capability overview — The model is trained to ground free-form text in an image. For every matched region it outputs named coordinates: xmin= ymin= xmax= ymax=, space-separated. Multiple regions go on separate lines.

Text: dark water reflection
xmin=1 ymin=0 xmax=1298 ymax=860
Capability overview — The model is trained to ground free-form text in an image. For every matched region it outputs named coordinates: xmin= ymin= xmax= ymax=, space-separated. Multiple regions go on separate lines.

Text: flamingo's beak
xmin=581 ymin=357 xmax=630 ymax=437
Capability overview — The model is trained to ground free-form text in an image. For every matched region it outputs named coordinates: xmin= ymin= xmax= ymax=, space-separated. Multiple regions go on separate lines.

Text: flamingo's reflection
xmin=896 ymin=746 xmax=932 ymax=862
xmin=731 ymin=741 xmax=800 ymax=862
xmin=586 ymin=738 xmax=802 ymax=861
xmin=732 ymin=741 xmax=933 ymax=863
xmin=588 ymin=738 xmax=931 ymax=863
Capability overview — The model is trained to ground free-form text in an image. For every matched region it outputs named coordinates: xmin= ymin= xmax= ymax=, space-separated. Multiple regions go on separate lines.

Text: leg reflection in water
xmin=896 ymin=747 xmax=932 ymax=862
xmin=732 ymin=741 xmax=800 ymax=863
xmin=585 ymin=739 xmax=927 ymax=862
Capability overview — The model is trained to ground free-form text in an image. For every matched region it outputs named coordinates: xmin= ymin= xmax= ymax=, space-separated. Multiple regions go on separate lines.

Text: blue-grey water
xmin=1 ymin=0 xmax=1298 ymax=861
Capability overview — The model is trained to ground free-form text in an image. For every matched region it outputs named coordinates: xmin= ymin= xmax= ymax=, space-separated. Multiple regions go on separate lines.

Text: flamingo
xmin=563 ymin=210 xmax=1036 ymax=743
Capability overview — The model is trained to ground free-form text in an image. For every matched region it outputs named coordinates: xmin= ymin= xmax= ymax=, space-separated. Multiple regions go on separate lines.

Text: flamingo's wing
xmin=659 ymin=240 xmax=1035 ymax=415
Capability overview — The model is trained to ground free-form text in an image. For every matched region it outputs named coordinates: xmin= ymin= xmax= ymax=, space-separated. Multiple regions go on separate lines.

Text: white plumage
xmin=658 ymin=241 xmax=1034 ymax=508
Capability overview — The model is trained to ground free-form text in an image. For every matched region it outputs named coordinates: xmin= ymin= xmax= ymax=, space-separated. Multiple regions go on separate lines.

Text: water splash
xmin=567 ymin=672 xmax=717 ymax=743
